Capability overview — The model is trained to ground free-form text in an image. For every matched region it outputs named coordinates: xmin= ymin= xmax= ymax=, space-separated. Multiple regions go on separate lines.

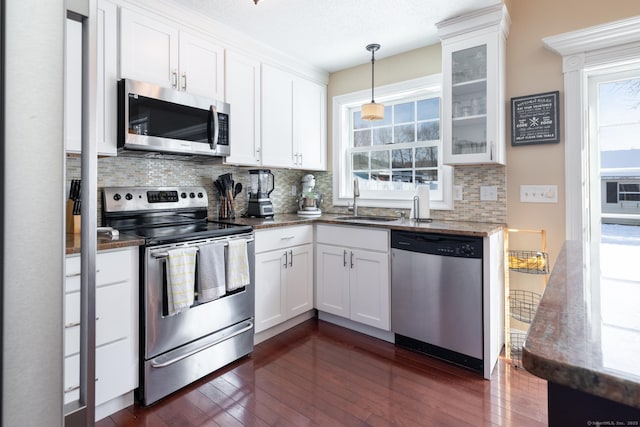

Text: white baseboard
xmin=318 ymin=311 xmax=395 ymax=343
xmin=95 ymin=391 xmax=134 ymax=421
xmin=254 ymin=310 xmax=316 ymax=345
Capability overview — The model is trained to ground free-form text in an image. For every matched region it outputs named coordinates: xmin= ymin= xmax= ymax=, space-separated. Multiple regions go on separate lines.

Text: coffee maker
xmin=247 ymin=169 xmax=275 ymax=218
xmin=297 ymin=174 xmax=322 ymax=217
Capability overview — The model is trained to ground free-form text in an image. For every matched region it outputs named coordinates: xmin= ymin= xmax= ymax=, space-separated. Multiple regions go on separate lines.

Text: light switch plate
xmin=454 ymin=185 xmax=463 ymax=201
xmin=480 ymin=186 xmax=498 ymax=201
xmin=520 ymin=185 xmax=558 ymax=203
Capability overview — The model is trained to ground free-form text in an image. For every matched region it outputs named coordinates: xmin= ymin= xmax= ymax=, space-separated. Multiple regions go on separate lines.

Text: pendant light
xmin=361 ymin=43 xmax=384 ymax=121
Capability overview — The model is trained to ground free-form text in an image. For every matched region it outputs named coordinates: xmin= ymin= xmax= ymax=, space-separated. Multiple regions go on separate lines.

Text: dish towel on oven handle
xmin=197 ymin=241 xmax=226 ymax=302
xmin=166 ymin=246 xmax=198 ymax=316
xmin=226 ymin=239 xmax=250 ymax=291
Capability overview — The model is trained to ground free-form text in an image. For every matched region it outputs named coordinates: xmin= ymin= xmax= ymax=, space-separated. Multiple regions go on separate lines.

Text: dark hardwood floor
xmin=97 ymin=319 xmax=547 ymax=426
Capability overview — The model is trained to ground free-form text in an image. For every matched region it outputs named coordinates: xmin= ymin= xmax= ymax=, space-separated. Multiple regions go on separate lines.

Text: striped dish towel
xmin=226 ymin=239 xmax=250 ymax=291
xmin=166 ymin=246 xmax=198 ymax=316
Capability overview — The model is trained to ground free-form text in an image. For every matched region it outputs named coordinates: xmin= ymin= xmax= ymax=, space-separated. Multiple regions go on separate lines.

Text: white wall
xmin=3 ymin=0 xmax=65 ymax=425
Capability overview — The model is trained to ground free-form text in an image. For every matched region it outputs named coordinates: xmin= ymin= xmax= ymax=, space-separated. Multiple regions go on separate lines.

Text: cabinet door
xmin=442 ymin=32 xmax=504 ymax=165
xmin=254 ymin=250 xmax=286 ymax=333
xmin=294 ymin=77 xmax=327 ymax=170
xmin=65 ymin=18 xmax=82 ymax=154
xmin=349 ymin=249 xmax=390 ymax=330
xmin=178 ymin=30 xmax=224 ymax=99
xmin=95 ymin=0 xmax=117 ymax=156
xmin=120 ymin=8 xmax=178 ymax=88
xmin=261 ymin=64 xmax=294 ymax=168
xmin=315 ymin=244 xmax=350 ymax=318
xmin=224 ymin=50 xmax=261 ymax=166
xmin=285 ymin=244 xmax=313 ymax=318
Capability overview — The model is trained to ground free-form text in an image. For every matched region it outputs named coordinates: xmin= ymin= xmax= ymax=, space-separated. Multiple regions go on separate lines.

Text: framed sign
xmin=511 ymin=91 xmax=560 ymax=146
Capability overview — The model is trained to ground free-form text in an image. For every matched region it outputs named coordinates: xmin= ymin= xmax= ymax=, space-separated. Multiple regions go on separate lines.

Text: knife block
xmin=66 ymin=199 xmax=81 ymax=234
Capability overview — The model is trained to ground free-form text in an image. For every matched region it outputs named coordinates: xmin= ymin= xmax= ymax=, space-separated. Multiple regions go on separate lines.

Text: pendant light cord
xmin=370 ymin=50 xmax=375 ymax=103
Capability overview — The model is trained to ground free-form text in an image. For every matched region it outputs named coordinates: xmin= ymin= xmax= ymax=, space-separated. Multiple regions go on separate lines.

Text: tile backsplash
xmin=67 ymin=155 xmax=505 ymax=225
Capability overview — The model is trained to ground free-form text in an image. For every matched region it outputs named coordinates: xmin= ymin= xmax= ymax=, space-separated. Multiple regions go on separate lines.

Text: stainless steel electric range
xmin=102 ymin=186 xmax=255 ymax=406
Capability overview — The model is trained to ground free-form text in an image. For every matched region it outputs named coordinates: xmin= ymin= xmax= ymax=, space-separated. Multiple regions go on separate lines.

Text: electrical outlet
xmin=520 ymin=185 xmax=557 ymax=203
xmin=454 ymin=185 xmax=463 ymax=201
xmin=291 ymin=185 xmax=297 ymax=196
xmin=480 ymin=186 xmax=498 ymax=201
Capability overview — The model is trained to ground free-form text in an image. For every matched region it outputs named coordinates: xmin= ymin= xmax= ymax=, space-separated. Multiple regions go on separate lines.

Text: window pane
xmin=417 ymin=121 xmax=440 ymax=141
xmin=353 ymin=152 xmax=369 ymax=170
xmin=415 ymin=147 xmax=438 ymax=167
xmin=354 ymin=129 xmax=371 ymax=147
xmin=373 ymin=127 xmax=392 ymax=145
xmin=371 ymin=171 xmax=391 ymax=181
xmin=415 ymin=169 xmax=438 ymax=184
xmin=392 ymin=149 xmax=412 ymax=168
xmin=391 ymin=171 xmax=413 ymax=183
xmin=371 ymin=150 xmax=389 ymax=169
xmin=353 ymin=111 xmax=371 ymax=130
xmin=394 ymin=124 xmax=415 ymax=143
xmin=394 ymin=102 xmax=415 ymax=123
xmin=417 ymin=98 xmax=440 ymax=120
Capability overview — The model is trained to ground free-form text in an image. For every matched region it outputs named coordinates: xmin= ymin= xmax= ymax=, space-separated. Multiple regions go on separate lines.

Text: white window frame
xmin=543 ymin=16 xmax=640 ymax=241
xmin=332 ymin=75 xmax=453 ymax=210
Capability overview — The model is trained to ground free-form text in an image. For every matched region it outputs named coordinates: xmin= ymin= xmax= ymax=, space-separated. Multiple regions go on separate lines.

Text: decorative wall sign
xmin=511 ymin=91 xmax=560 ymax=146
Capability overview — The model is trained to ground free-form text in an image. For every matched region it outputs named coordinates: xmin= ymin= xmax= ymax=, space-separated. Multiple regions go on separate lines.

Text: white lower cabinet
xmin=64 ymin=247 xmax=138 ymax=417
xmin=315 ymin=225 xmax=390 ymax=331
xmin=254 ymin=225 xmax=314 ymax=333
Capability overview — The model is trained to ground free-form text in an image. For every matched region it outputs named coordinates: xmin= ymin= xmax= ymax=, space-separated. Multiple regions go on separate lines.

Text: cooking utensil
xmin=233 ymin=182 xmax=242 ymax=198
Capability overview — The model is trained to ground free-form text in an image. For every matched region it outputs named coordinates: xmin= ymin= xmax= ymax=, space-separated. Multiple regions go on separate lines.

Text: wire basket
xmin=508 ymin=250 xmax=549 ymax=274
xmin=510 ymin=330 xmax=526 ymax=367
xmin=509 ymin=289 xmax=541 ymax=324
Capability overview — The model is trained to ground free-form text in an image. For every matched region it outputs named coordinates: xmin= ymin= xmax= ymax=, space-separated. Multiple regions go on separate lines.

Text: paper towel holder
xmin=413 ymin=195 xmax=433 ymax=223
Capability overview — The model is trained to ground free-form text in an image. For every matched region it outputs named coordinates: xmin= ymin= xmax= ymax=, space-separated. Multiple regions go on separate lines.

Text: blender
xmin=297 ymin=174 xmax=322 ymax=217
xmin=247 ymin=169 xmax=275 ymax=218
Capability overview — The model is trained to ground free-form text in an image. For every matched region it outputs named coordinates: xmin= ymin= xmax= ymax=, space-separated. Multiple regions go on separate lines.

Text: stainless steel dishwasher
xmin=391 ymin=230 xmax=483 ymax=372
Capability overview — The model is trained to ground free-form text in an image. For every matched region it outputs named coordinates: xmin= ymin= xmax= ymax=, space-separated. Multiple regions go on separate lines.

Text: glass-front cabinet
xmin=438 ymin=4 xmax=510 ymax=165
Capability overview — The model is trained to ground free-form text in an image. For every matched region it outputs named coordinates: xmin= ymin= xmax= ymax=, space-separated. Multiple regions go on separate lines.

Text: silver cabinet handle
xmin=280 ymin=236 xmax=295 ymax=240
xmin=171 ymin=69 xmax=178 ymax=88
xmin=181 ymin=72 xmax=187 ymax=91
xmin=283 ymin=251 xmax=288 ymax=269
xmin=298 ymin=153 xmax=303 ymax=166
xmin=343 ymin=250 xmax=347 ymax=267
xmin=289 ymin=250 xmax=293 ymax=267
xmin=64 ymin=377 xmax=97 ymax=394
xmin=350 ymin=251 xmax=354 ymax=269
xmin=64 ymin=317 xmax=99 ymax=328
xmin=65 ymin=272 xmax=81 ymax=278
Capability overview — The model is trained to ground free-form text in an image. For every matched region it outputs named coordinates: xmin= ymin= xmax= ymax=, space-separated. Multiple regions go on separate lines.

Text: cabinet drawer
xmin=65 ymin=249 xmax=132 ymax=293
xmin=65 ymin=281 xmax=130 ymax=356
xmin=316 ymin=224 xmax=389 ymax=252
xmin=64 ymin=338 xmax=133 ymax=406
xmin=255 ymin=225 xmax=313 ymax=253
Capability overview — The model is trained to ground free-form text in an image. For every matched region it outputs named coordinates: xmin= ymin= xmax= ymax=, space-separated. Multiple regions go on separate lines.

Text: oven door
xmin=118 ymin=79 xmax=230 ymax=157
xmin=143 ymin=234 xmax=254 ymax=360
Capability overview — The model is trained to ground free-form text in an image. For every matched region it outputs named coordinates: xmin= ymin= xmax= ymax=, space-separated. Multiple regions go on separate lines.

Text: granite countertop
xmin=213 ymin=213 xmax=504 ymax=237
xmin=66 ymin=232 xmax=145 ymax=255
xmin=523 ymin=240 xmax=640 ymax=409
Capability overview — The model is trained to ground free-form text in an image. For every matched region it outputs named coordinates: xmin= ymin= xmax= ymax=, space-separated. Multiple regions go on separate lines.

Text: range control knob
xmin=113 ymin=193 xmax=121 ymax=201
xmin=180 ymin=192 xmax=187 ymax=199
xmin=197 ymin=192 xmax=204 ymax=198
xmin=189 ymin=192 xmax=196 ymax=198
xmin=125 ymin=193 xmax=133 ymax=201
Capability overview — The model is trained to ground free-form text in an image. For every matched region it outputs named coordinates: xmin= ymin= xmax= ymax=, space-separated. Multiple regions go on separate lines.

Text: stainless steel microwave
xmin=117 ymin=79 xmax=230 ymax=157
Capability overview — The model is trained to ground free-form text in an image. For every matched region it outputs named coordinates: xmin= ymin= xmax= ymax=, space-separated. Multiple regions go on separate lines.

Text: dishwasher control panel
xmin=391 ymin=231 xmax=483 ymax=259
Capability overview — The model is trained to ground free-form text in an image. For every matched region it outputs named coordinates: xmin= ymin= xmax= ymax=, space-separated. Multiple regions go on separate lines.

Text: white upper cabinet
xmin=261 ymin=64 xmax=327 ymax=170
xmin=120 ymin=8 xmax=224 ymax=100
xmin=95 ymin=0 xmax=118 ymax=156
xmin=224 ymin=50 xmax=261 ymax=166
xmin=65 ymin=0 xmax=118 ymax=156
xmin=438 ymin=4 xmax=510 ymax=165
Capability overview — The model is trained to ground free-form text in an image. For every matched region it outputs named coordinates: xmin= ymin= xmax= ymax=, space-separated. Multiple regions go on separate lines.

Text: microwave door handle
xmin=208 ymin=105 xmax=219 ymax=151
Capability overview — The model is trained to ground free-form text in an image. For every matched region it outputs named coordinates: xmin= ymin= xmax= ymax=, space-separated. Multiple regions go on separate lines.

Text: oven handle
xmin=150 ymin=237 xmax=255 ymax=259
xmin=150 ymin=321 xmax=254 ymax=368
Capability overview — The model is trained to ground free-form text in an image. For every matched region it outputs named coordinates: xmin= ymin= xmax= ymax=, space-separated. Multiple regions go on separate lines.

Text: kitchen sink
xmin=334 ymin=215 xmax=398 ymax=222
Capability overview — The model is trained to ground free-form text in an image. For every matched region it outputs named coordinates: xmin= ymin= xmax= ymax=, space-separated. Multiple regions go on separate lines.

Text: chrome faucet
xmin=353 ymin=178 xmax=359 ymax=216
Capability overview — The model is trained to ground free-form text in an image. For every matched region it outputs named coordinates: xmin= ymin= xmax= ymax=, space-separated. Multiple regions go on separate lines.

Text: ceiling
xmin=173 ymin=0 xmax=502 ymax=73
